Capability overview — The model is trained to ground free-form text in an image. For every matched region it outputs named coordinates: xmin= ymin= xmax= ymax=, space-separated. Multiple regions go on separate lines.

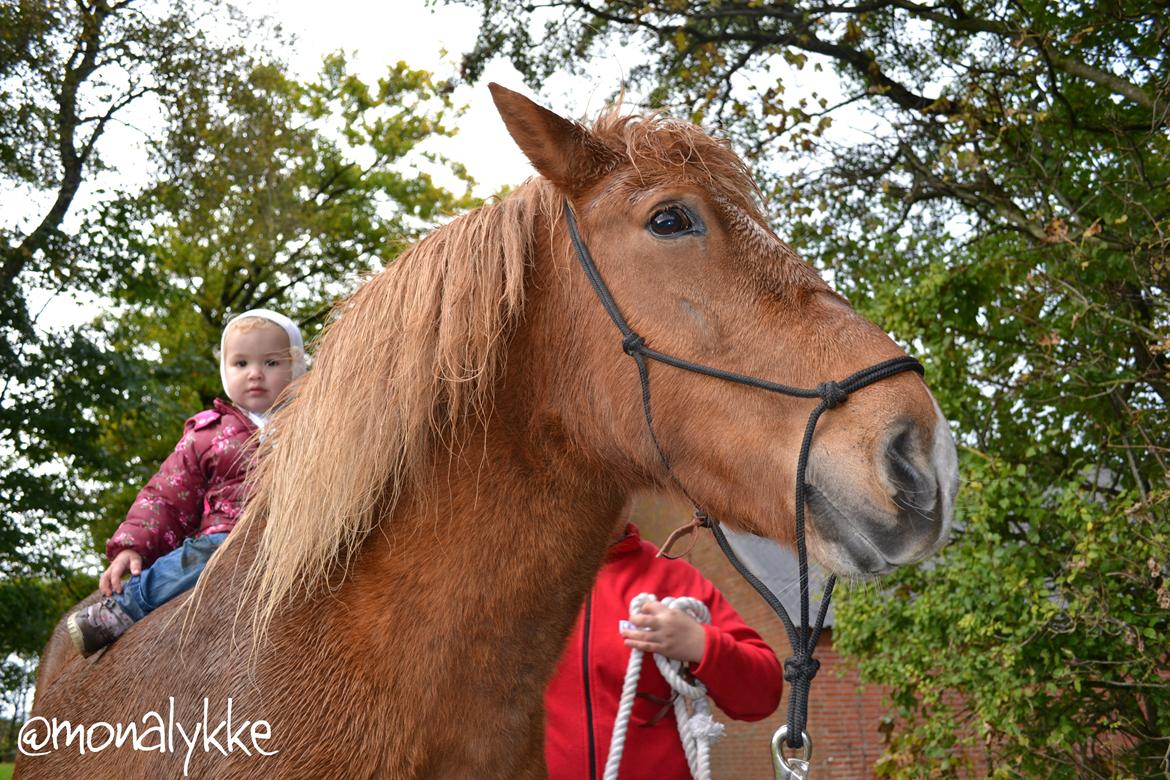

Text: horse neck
xmin=303 ymin=419 xmax=627 ymax=698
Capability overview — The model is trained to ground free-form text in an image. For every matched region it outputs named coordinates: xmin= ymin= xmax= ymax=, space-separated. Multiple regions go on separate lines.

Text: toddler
xmin=67 ymin=309 xmax=305 ymax=656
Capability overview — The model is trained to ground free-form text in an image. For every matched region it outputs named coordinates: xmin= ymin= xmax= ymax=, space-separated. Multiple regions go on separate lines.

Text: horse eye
xmin=648 ymin=207 xmax=693 ymax=236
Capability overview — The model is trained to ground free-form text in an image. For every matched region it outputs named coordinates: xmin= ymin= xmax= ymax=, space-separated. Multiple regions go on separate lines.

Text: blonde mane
xmin=204 ymin=181 xmax=560 ymax=644
xmin=208 ymin=106 xmax=764 ymax=646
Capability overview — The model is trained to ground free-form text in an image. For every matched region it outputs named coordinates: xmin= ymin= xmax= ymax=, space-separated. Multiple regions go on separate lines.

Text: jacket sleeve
xmin=687 ymin=577 xmax=784 ymax=722
xmin=105 ymin=415 xmax=212 ymax=567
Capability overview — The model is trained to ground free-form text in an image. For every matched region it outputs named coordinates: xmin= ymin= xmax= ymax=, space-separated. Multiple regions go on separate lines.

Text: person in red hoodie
xmin=545 ymin=517 xmax=783 ymax=779
xmin=65 ymin=309 xmax=305 ymax=656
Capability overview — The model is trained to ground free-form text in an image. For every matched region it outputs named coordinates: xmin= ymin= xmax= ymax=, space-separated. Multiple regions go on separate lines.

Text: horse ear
xmin=489 ymin=83 xmax=620 ymax=196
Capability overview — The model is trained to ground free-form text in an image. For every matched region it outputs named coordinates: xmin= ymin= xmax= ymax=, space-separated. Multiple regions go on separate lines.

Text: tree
xmin=1 ymin=0 xmax=258 ymax=578
xmin=0 ymin=0 xmax=249 ymax=355
xmin=451 ymin=1 xmax=1169 ymax=775
xmin=2 ymin=1 xmax=473 ymax=574
xmin=0 ymin=0 xmax=475 ymax=731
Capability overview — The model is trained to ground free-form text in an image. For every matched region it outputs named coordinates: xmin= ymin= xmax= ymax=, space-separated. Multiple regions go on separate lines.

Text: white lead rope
xmin=603 ymin=593 xmax=726 ymax=780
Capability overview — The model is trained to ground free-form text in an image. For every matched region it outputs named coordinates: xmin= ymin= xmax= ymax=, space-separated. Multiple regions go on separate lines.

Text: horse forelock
xmin=588 ymin=107 xmax=762 ymax=213
xmin=207 ymin=181 xmax=562 ymax=648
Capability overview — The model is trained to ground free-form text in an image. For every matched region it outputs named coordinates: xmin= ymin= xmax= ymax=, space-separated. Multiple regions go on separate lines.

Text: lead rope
xmin=604 ymin=594 xmax=724 ymax=780
xmin=562 ymin=201 xmax=926 ymax=779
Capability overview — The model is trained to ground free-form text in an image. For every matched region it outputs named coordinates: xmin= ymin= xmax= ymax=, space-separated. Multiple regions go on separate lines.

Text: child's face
xmin=222 ymin=323 xmax=295 ymax=414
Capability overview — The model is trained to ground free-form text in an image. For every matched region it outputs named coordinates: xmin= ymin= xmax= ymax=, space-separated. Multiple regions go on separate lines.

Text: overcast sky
xmin=250 ymin=0 xmax=632 ymax=194
xmin=3 ymin=1 xmax=642 ymax=329
xmin=6 ymin=0 xmax=846 ymax=238
xmin=3 ymin=1 xmax=633 ymax=227
xmin=6 ymin=1 xmax=849 ymax=330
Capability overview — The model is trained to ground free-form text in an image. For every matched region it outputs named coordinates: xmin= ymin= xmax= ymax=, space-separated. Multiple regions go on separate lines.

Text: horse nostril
xmin=885 ymin=427 xmax=936 ymax=518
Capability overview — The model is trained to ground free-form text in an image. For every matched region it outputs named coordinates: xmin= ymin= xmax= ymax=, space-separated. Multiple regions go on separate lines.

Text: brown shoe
xmin=67 ymin=598 xmax=134 ymax=656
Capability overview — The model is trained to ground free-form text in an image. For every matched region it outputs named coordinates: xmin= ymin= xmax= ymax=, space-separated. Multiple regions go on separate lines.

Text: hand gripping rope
xmin=604 ymin=594 xmax=724 ymax=780
xmin=562 ymin=201 xmax=925 ymax=780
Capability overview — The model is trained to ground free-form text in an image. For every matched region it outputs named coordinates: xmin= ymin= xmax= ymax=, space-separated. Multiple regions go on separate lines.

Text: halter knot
xmin=816 ymin=381 xmax=848 ymax=409
xmin=622 ymin=333 xmax=646 ymax=355
xmin=783 ymin=654 xmax=821 ymax=684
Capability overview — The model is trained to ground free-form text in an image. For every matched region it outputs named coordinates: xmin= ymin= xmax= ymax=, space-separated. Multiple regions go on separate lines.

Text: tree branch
xmin=2 ymin=1 xmax=116 ymax=296
xmin=887 ymin=0 xmax=1162 ymax=113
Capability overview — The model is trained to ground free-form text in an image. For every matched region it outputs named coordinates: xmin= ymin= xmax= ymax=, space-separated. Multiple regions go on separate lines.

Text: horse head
xmin=490 ymin=84 xmax=958 ymax=578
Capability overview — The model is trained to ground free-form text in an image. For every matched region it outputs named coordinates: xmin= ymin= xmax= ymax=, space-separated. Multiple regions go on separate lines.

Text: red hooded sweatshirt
xmin=544 ymin=523 xmax=783 ymax=779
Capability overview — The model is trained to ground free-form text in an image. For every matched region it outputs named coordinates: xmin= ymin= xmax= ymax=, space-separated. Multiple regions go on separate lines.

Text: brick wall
xmin=631 ymin=494 xmax=893 ymax=779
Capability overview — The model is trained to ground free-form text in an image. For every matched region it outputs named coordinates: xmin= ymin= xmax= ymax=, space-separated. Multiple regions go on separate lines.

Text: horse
xmin=18 ymin=84 xmax=958 ymax=778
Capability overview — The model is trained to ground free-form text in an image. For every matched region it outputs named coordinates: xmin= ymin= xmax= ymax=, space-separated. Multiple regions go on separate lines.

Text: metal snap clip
xmin=772 ymin=726 xmax=812 ymax=780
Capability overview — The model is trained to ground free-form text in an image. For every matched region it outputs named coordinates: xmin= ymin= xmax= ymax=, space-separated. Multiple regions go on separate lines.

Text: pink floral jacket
xmin=106 ymin=399 xmax=257 ymax=566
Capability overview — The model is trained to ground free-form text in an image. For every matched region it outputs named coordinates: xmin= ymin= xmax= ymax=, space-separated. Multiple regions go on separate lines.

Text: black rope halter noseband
xmin=563 ymin=200 xmax=924 ymax=752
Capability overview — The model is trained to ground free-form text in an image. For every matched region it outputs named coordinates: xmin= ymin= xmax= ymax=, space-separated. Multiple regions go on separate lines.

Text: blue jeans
xmin=114 ymin=532 xmax=228 ymax=622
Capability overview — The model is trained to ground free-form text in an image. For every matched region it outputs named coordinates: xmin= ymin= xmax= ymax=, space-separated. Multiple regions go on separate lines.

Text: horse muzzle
xmin=805 ymin=410 xmax=958 ymax=577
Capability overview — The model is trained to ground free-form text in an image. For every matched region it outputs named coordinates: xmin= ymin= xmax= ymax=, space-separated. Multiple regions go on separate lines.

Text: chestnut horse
xmin=20 ymin=85 xmax=957 ymax=778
